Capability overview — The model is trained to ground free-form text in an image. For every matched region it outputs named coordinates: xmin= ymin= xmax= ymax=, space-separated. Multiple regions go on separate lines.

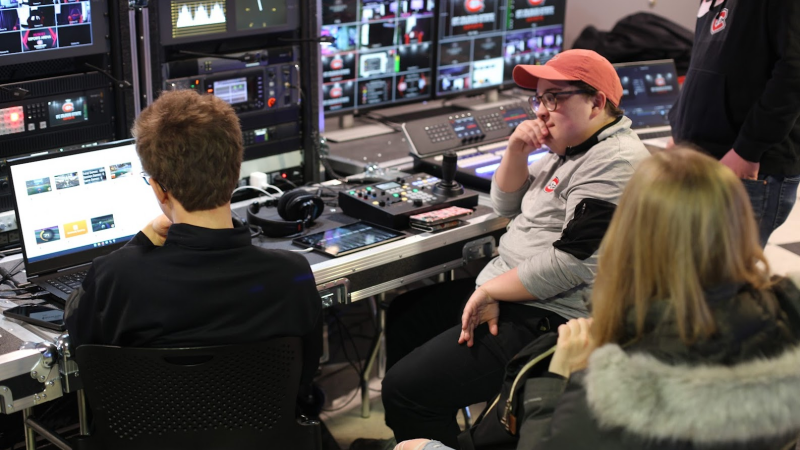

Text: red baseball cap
xmin=512 ymin=49 xmax=623 ymax=107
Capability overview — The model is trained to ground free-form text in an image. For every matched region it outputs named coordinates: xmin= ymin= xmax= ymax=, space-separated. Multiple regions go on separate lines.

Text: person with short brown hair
xmin=132 ymin=90 xmax=242 ymax=213
xmin=66 ymin=89 xmax=322 ymax=388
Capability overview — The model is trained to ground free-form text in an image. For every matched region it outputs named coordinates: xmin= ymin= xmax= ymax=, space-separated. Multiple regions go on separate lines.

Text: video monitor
xmin=436 ymin=0 xmax=566 ymax=97
xmin=0 ymin=0 xmax=107 ymax=66
xmin=158 ymin=0 xmax=299 ymax=45
xmin=321 ymin=0 xmax=435 ymax=114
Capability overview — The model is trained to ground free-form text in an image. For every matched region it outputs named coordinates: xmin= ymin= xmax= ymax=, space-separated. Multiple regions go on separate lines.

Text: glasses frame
xmin=141 ymin=171 xmax=167 ymax=192
xmin=529 ymin=89 xmax=594 ymax=112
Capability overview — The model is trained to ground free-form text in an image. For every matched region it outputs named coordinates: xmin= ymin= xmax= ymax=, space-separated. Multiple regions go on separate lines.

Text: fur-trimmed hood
xmin=584 ymin=343 xmax=800 ymax=445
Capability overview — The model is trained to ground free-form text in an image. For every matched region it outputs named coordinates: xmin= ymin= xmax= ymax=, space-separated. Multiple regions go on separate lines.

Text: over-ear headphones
xmin=246 ymin=190 xmax=324 ymax=238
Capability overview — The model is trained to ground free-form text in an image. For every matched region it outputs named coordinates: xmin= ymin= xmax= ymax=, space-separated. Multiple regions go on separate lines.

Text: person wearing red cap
xmin=376 ymin=49 xmax=650 ymax=449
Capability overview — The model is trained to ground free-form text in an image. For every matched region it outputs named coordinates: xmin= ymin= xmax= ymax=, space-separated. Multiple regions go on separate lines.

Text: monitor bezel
xmin=8 ymin=139 xmax=145 ymax=279
xmin=0 ymin=0 xmax=110 ymax=67
xmin=434 ymin=0 xmax=566 ymax=100
xmin=320 ymin=0 xmax=437 ymax=117
xmin=158 ymin=0 xmax=300 ymax=46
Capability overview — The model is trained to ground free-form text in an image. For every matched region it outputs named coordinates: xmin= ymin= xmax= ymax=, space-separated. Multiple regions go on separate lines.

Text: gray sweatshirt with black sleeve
xmin=475 ymin=116 xmax=650 ymax=319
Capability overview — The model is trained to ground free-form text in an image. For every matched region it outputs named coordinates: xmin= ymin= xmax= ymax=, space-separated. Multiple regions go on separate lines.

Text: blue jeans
xmin=741 ymin=174 xmax=800 ymax=247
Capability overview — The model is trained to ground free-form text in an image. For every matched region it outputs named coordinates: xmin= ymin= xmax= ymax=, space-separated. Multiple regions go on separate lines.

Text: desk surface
xmin=0 ymin=192 xmax=507 ymax=349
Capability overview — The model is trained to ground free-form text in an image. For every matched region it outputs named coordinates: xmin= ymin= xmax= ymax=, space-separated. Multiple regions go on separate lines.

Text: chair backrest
xmin=75 ymin=337 xmax=319 ymax=450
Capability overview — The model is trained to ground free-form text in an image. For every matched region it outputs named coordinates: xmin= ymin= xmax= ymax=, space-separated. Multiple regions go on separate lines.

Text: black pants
xmin=382 ymin=279 xmax=567 ymax=449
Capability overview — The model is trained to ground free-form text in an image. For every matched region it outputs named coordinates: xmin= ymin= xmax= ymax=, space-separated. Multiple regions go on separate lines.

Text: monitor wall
xmin=436 ymin=0 xmax=566 ymax=97
xmin=321 ymin=0 xmax=435 ymax=115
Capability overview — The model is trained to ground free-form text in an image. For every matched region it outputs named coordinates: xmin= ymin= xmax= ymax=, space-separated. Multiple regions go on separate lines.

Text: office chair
xmin=74 ymin=337 xmax=321 ymax=450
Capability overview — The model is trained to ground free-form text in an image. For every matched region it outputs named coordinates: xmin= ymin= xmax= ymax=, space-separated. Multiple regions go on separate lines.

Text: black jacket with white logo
xmin=668 ymin=0 xmax=800 ymax=175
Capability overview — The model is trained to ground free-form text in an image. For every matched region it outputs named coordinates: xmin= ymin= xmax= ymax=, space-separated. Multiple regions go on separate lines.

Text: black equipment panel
xmin=163 ymin=47 xmax=300 ymax=160
xmin=0 ymin=89 xmax=110 ymax=145
xmin=402 ymin=103 xmax=534 ymax=158
xmin=338 ymin=173 xmax=479 ymax=230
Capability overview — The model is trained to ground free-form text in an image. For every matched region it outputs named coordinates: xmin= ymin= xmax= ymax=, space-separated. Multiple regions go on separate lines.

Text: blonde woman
xmin=397 ymin=148 xmax=800 ymax=450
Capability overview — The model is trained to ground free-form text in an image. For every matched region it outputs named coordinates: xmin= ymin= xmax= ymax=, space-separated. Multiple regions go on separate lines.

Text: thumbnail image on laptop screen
xmin=10 ymin=142 xmax=163 ymax=265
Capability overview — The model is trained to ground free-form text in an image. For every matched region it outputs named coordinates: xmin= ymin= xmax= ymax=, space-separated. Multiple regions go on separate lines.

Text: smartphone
xmin=409 ymin=206 xmax=474 ymax=226
xmin=3 ymin=304 xmax=66 ymax=331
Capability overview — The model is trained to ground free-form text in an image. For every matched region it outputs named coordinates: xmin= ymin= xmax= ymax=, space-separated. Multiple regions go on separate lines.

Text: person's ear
xmin=590 ymin=92 xmax=607 ymax=118
xmin=150 ymin=180 xmax=168 ymax=204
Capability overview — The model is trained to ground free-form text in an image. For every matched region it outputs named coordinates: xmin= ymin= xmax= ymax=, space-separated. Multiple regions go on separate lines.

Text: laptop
xmin=613 ymin=59 xmax=681 ymax=147
xmin=8 ymin=140 xmax=163 ymax=302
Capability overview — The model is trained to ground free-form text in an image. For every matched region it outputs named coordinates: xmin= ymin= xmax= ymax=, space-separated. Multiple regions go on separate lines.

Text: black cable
xmin=0 ymin=260 xmax=24 ymax=288
xmin=331 ymin=312 xmax=363 ymax=375
xmin=318 ymin=312 xmax=366 ymax=413
xmin=321 ymin=157 xmax=346 ymax=181
xmin=276 ymin=177 xmax=299 ymax=190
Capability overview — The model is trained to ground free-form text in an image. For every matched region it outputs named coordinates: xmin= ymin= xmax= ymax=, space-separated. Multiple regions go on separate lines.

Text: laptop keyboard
xmin=50 ymin=270 xmax=88 ymax=295
xmin=637 ymin=130 xmax=672 ymax=139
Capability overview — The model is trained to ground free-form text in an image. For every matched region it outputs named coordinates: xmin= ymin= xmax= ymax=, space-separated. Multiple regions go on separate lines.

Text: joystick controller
xmin=432 ymin=151 xmax=465 ymax=197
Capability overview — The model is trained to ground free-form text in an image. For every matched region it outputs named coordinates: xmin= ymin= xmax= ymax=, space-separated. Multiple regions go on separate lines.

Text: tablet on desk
xmin=292 ymin=222 xmax=406 ymax=257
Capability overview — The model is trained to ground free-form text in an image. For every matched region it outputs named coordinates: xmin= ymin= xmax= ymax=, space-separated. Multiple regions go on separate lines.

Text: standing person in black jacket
xmin=65 ymin=90 xmax=323 ymax=388
xmin=396 ymin=148 xmax=800 ymax=450
xmin=668 ymin=0 xmax=800 ymax=246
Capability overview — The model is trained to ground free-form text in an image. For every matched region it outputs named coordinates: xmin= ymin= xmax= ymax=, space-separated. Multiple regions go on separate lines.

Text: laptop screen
xmin=613 ymin=60 xmax=680 ymax=129
xmin=9 ymin=141 xmax=163 ymax=276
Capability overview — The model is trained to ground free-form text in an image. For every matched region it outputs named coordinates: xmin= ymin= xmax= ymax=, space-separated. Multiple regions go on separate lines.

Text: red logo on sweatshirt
xmin=544 ymin=177 xmax=559 ymax=193
xmin=711 ymin=8 xmax=728 ymax=34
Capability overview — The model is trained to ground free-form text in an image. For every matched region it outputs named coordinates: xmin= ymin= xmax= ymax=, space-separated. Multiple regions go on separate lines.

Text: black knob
xmin=442 ymin=151 xmax=458 ymax=187
xmin=413 ymin=199 xmax=423 ymax=206
xmin=379 ymin=200 xmax=386 ymax=207
xmin=433 ymin=151 xmax=465 ymax=197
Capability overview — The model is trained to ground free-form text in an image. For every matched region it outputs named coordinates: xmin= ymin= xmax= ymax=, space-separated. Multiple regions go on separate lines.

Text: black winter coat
xmin=519 ymin=277 xmax=800 ymax=450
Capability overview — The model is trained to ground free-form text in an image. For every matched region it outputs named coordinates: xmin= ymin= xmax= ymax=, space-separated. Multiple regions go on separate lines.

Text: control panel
xmin=403 ymin=103 xmax=534 ymax=158
xmin=338 ymin=174 xmax=479 ymax=230
xmin=164 ymin=48 xmax=299 ymax=116
xmin=0 ymin=89 xmax=111 ymax=144
xmin=163 ymin=47 xmax=301 ymax=162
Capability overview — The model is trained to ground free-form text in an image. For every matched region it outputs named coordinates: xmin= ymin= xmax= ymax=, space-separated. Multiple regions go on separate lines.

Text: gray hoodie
xmin=476 ymin=116 xmax=650 ymax=319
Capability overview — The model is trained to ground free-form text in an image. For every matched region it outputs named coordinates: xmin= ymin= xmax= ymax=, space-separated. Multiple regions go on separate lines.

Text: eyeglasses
xmin=529 ymin=89 xmax=593 ymax=112
xmin=141 ymin=171 xmax=167 ymax=192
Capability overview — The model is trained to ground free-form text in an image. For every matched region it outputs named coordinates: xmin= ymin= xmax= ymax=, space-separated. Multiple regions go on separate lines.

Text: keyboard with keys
xmin=49 ymin=270 xmax=88 ymax=295
xmin=404 ymin=102 xmax=547 ymax=191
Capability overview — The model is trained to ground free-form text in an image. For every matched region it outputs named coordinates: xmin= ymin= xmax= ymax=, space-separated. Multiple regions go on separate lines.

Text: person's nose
xmin=537 ymin=102 xmax=549 ymax=121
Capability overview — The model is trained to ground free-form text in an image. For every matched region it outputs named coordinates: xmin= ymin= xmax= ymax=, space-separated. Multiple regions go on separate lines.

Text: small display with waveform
xmin=170 ymin=0 xmax=227 ymax=39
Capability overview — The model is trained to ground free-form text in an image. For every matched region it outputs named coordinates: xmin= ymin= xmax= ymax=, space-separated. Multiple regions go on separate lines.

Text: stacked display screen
xmin=0 ymin=0 xmax=96 ymax=59
xmin=321 ymin=0 xmax=435 ymax=114
xmin=321 ymin=0 xmax=565 ymax=114
xmin=437 ymin=0 xmax=565 ymax=96
xmin=159 ymin=0 xmax=298 ymax=45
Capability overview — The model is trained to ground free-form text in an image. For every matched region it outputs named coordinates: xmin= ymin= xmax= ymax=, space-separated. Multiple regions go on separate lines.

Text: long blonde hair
xmin=591 ymin=148 xmax=772 ymax=346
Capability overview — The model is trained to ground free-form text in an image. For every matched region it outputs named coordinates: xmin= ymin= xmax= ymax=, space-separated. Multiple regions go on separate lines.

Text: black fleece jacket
xmin=65 ymin=224 xmax=323 ymax=387
xmin=668 ymin=0 xmax=800 ymax=176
